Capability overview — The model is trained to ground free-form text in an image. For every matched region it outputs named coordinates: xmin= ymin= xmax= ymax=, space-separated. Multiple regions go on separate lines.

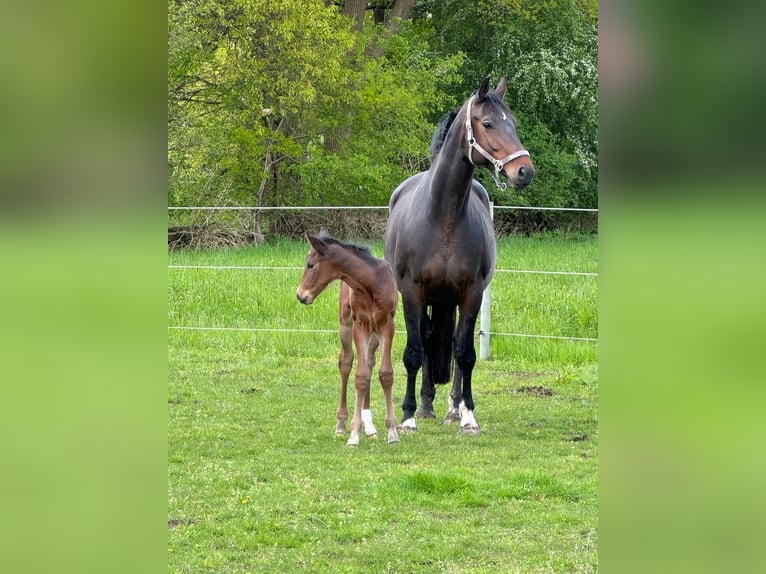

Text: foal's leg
xmin=347 ymin=324 xmax=373 ymax=447
xmin=336 ymin=286 xmax=353 ymax=435
xmin=379 ymin=319 xmax=400 ymax=444
xmin=361 ymin=334 xmax=379 ymax=437
xmin=446 ymin=288 xmax=483 ymax=435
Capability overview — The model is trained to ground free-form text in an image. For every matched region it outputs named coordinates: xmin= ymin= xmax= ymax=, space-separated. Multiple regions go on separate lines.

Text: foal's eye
xmin=306 ymin=261 xmax=315 ymax=269
xmin=482 ymin=121 xmax=494 ymax=129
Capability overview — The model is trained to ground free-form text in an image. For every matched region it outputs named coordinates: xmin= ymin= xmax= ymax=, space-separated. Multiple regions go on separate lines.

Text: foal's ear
xmin=306 ymin=233 xmax=327 ymax=255
xmin=495 ymin=77 xmax=507 ymax=99
xmin=477 ymin=76 xmax=491 ymax=102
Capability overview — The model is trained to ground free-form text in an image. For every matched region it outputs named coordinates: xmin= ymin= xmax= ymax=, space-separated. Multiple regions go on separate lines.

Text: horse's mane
xmin=429 ymin=110 xmax=458 ymax=162
xmin=429 ymin=92 xmax=510 ymax=162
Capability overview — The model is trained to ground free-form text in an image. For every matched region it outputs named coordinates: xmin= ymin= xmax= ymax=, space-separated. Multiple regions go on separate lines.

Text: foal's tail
xmin=428 ymin=303 xmax=455 ymax=385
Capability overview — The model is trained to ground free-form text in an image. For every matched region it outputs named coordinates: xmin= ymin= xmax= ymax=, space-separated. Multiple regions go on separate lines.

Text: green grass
xmin=168 ymin=233 xmax=598 ymax=573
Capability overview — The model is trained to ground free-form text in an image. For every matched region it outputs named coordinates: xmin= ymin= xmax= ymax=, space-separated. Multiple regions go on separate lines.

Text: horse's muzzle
xmin=505 ymin=163 xmax=535 ymax=190
xmin=296 ymin=291 xmax=313 ymax=305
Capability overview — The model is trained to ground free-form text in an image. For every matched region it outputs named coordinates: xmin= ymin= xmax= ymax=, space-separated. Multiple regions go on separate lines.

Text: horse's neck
xmin=428 ymin=105 xmax=474 ymax=216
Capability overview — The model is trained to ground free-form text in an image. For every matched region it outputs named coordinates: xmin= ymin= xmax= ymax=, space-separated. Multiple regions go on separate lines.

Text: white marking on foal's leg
xmin=458 ymin=400 xmax=480 ymax=435
xmin=362 ymin=408 xmax=377 ymax=437
xmin=346 ymin=431 xmax=360 ymax=447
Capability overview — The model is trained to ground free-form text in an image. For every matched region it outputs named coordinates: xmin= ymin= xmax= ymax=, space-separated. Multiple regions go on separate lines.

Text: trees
xmin=168 ymin=0 xmax=598 ymax=237
xmin=169 ymin=0 xmax=354 ymax=232
xmin=412 ymin=0 xmax=598 ymax=208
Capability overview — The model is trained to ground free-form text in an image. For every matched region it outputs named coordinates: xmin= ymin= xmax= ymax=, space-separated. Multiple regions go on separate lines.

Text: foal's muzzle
xmin=296 ymin=291 xmax=313 ymax=305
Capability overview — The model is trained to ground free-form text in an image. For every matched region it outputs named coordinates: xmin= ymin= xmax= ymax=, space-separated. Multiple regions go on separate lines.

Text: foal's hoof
xmin=387 ymin=432 xmax=400 ymax=444
xmin=458 ymin=424 xmax=480 ymax=436
xmin=416 ymin=407 xmax=436 ymax=419
xmin=346 ymin=434 xmax=360 ymax=447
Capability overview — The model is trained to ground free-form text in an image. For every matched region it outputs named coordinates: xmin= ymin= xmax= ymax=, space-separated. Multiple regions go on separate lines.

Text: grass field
xmin=168 ymin=233 xmax=598 ymax=573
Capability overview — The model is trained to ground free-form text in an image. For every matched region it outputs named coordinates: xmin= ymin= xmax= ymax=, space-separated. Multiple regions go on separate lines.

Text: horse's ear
xmin=306 ymin=233 xmax=327 ymax=255
xmin=477 ymin=76 xmax=491 ymax=102
xmin=495 ymin=77 xmax=507 ymax=99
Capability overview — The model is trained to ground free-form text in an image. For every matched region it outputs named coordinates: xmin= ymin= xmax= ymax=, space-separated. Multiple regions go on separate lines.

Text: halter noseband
xmin=464 ymin=95 xmax=530 ymax=190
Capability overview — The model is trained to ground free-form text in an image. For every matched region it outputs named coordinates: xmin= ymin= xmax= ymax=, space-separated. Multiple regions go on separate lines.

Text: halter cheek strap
xmin=464 ymin=96 xmax=530 ymax=190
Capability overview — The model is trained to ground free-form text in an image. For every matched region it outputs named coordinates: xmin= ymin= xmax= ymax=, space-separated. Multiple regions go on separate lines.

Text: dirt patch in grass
xmin=569 ymin=434 xmax=589 ymax=442
xmin=168 ymin=518 xmax=195 ymax=529
xmin=506 ymin=370 xmax=554 ymax=379
xmin=517 ymin=385 xmax=553 ymax=396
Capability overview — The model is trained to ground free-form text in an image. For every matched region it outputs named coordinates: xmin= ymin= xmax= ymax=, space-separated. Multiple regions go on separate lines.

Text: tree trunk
xmin=388 ymin=0 xmax=415 ymax=23
xmin=368 ymin=0 xmax=416 ymax=58
xmin=343 ymin=0 xmax=367 ymax=31
xmin=254 ymin=145 xmax=271 ymax=244
xmin=254 ymin=117 xmax=285 ymax=243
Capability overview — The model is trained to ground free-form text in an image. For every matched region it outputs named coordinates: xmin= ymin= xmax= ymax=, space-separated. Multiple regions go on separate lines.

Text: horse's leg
xmin=336 ymin=286 xmax=353 ymax=435
xmin=447 ymin=288 xmax=483 ymax=435
xmin=361 ymin=335 xmax=379 ymax=437
xmin=400 ymin=292 xmax=425 ymax=431
xmin=417 ymin=312 xmax=436 ymax=419
xmin=378 ymin=320 xmax=399 ymax=444
xmin=347 ymin=324 xmax=372 ymax=447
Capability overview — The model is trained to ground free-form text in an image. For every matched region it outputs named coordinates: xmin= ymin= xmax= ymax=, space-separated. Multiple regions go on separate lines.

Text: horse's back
xmin=388 ymin=172 xmax=426 ymax=212
xmin=471 ymin=179 xmax=491 ymax=210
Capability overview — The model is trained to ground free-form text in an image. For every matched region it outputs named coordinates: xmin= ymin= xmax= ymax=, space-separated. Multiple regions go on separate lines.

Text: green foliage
xmin=169 ymin=0 xmax=355 ymax=207
xmin=413 ymin=0 xmax=598 ymax=208
xmin=290 ymin=20 xmax=464 ymax=205
xmin=168 ymin=0 xmax=599 ymax=218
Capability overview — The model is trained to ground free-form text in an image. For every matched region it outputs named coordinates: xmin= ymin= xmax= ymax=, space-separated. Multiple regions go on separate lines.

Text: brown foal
xmin=296 ymin=229 xmax=399 ymax=446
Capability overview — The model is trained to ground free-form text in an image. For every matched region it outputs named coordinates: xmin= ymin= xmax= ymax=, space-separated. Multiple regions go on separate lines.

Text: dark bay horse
xmin=384 ymin=77 xmax=534 ymax=435
xmin=296 ymin=229 xmax=400 ymax=446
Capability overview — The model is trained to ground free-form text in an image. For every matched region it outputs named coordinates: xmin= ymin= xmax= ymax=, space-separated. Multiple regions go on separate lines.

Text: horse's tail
xmin=428 ymin=302 xmax=455 ymax=385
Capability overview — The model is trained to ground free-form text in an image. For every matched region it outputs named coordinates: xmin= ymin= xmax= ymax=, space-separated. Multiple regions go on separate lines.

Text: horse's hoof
xmin=398 ymin=418 xmax=417 ymax=432
xmin=443 ymin=412 xmax=461 ymax=425
xmin=346 ymin=435 xmax=360 ymax=447
xmin=366 ymin=432 xmax=378 ymax=439
xmin=416 ymin=408 xmax=436 ymax=419
xmin=387 ymin=433 xmax=400 ymax=444
xmin=458 ymin=425 xmax=480 ymax=436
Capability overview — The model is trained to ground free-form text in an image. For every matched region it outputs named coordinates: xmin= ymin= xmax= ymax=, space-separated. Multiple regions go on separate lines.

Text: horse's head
xmin=296 ymin=228 xmax=335 ymax=305
xmin=466 ymin=76 xmax=535 ymax=190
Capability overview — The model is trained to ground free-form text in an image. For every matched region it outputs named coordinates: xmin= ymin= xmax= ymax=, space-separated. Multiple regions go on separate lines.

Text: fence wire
xmin=168 ymin=204 xmax=598 ymax=343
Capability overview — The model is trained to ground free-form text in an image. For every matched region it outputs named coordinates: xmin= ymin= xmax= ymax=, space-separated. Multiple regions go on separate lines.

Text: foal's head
xmin=296 ymin=228 xmax=336 ymax=305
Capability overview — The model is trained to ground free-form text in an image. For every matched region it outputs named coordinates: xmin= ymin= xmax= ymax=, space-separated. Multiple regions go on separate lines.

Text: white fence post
xmin=479 ymin=202 xmax=493 ymax=360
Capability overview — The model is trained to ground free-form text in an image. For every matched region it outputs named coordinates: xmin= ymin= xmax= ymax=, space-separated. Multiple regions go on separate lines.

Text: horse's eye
xmin=306 ymin=261 xmax=314 ymax=269
xmin=482 ymin=121 xmax=493 ymax=129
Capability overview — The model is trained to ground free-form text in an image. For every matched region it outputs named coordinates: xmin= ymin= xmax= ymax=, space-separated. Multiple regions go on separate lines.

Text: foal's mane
xmin=428 ymin=91 xmax=509 ymax=162
xmin=317 ymin=231 xmax=378 ymax=266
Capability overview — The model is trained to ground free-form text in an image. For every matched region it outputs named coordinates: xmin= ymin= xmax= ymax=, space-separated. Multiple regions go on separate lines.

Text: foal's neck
xmin=332 ymin=249 xmax=378 ymax=294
